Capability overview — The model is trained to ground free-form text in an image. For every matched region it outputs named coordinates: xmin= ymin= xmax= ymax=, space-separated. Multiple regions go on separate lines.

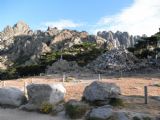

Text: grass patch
xmin=143 ymin=117 xmax=151 ymax=120
xmin=65 ymin=100 xmax=89 ymax=119
xmin=133 ymin=116 xmax=141 ymax=120
xmin=87 ymin=116 xmax=114 ymax=120
xmin=39 ymin=102 xmax=53 ymax=114
xmin=153 ymin=83 xmax=160 ymax=87
xmin=109 ymin=98 xmax=124 ymax=107
xmin=65 ymin=76 xmax=75 ymax=82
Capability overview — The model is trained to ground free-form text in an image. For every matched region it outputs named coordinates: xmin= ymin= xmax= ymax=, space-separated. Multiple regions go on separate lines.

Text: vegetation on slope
xmin=0 ymin=42 xmax=106 ymax=80
xmin=128 ymin=32 xmax=160 ymax=59
xmin=40 ymin=42 xmax=106 ymax=67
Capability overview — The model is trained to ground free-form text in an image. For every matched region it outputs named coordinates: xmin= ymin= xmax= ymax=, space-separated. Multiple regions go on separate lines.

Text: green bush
xmin=133 ymin=116 xmax=141 ymax=120
xmin=143 ymin=117 xmax=151 ymax=120
xmin=16 ymin=65 xmax=46 ymax=77
xmin=0 ymin=67 xmax=18 ymax=80
xmin=39 ymin=42 xmax=106 ymax=67
xmin=87 ymin=116 xmax=114 ymax=120
xmin=129 ymin=32 xmax=160 ymax=59
xmin=109 ymin=98 xmax=124 ymax=107
xmin=153 ymin=83 xmax=160 ymax=87
xmin=65 ymin=76 xmax=75 ymax=82
xmin=133 ymin=116 xmax=151 ymax=120
xmin=39 ymin=102 xmax=53 ymax=114
xmin=65 ymin=100 xmax=89 ymax=119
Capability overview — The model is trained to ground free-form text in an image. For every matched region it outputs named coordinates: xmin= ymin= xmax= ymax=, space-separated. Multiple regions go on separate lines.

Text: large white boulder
xmin=0 ymin=87 xmax=26 ymax=107
xmin=20 ymin=84 xmax=66 ymax=111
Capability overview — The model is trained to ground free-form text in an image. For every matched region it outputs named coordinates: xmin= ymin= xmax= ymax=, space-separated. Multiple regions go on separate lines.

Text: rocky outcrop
xmin=47 ymin=27 xmax=60 ymax=36
xmin=87 ymin=48 xmax=140 ymax=73
xmin=7 ymin=35 xmax=51 ymax=65
xmin=131 ymin=113 xmax=155 ymax=120
xmin=0 ymin=21 xmax=141 ymax=69
xmin=50 ymin=29 xmax=112 ymax=50
xmin=0 ymin=62 xmax=7 ymax=70
xmin=20 ymin=84 xmax=66 ymax=111
xmin=51 ymin=30 xmax=73 ymax=45
xmin=0 ymin=21 xmax=54 ymax=66
xmin=50 ymin=30 xmax=75 ymax=50
xmin=86 ymin=105 xmax=131 ymax=120
xmin=46 ymin=60 xmax=83 ymax=74
xmin=97 ymin=31 xmax=140 ymax=48
xmin=83 ymin=81 xmax=121 ymax=103
xmin=115 ymin=112 xmax=129 ymax=120
xmin=0 ymin=87 xmax=26 ymax=107
xmin=0 ymin=21 xmax=30 ymax=52
xmin=0 ymin=56 xmax=8 ymax=69
xmin=86 ymin=105 xmax=113 ymax=120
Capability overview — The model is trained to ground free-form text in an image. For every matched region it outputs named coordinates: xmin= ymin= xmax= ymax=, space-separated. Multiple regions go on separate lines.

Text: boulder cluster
xmin=0 ymin=81 xmax=157 ymax=120
xmin=87 ymin=48 xmax=147 ymax=74
xmin=46 ymin=60 xmax=83 ymax=74
xmin=0 ymin=84 xmax=65 ymax=111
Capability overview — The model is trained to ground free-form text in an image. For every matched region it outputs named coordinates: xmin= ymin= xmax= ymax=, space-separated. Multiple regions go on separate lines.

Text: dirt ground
xmin=0 ymin=108 xmax=66 ymax=120
xmin=0 ymin=73 xmax=160 ymax=118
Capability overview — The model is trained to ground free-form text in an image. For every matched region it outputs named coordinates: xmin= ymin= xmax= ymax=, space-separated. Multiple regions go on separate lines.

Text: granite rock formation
xmin=0 ymin=21 xmax=140 ymax=70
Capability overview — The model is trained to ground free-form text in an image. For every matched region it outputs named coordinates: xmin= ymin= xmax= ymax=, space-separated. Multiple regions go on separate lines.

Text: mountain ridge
xmin=0 ymin=21 xmax=140 ymax=69
xmin=1 ymin=21 xmax=158 ymax=80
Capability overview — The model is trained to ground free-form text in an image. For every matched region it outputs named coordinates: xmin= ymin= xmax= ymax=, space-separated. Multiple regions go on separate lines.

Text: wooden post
xmin=3 ymin=81 xmax=5 ymax=87
xmin=77 ymin=74 xmax=80 ymax=82
xmin=31 ymin=78 xmax=33 ymax=84
xmin=63 ymin=73 xmax=66 ymax=82
xmin=144 ymin=86 xmax=148 ymax=104
xmin=24 ymin=80 xmax=27 ymax=95
xmin=120 ymin=71 xmax=123 ymax=78
xmin=60 ymin=49 xmax=63 ymax=60
xmin=98 ymin=74 xmax=101 ymax=81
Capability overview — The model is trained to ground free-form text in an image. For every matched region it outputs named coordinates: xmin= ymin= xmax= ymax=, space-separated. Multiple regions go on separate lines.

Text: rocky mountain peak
xmin=97 ymin=30 xmax=139 ymax=48
xmin=47 ymin=27 xmax=60 ymax=36
xmin=13 ymin=21 xmax=30 ymax=35
xmin=0 ymin=21 xmax=142 ymax=70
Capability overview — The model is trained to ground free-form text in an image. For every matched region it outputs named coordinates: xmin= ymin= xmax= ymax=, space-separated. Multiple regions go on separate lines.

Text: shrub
xmin=65 ymin=100 xmax=89 ymax=119
xmin=87 ymin=116 xmax=114 ymax=120
xmin=109 ymin=98 xmax=124 ymax=107
xmin=39 ymin=102 xmax=53 ymax=114
xmin=153 ymin=83 xmax=160 ymax=87
xmin=133 ymin=116 xmax=141 ymax=120
xmin=0 ymin=67 xmax=18 ymax=80
xmin=16 ymin=65 xmax=46 ymax=77
xmin=65 ymin=76 xmax=75 ymax=82
xmin=143 ymin=117 xmax=151 ymax=120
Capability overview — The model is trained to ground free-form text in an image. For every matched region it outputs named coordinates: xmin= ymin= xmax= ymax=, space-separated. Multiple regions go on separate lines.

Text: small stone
xmin=87 ymin=105 xmax=113 ymax=120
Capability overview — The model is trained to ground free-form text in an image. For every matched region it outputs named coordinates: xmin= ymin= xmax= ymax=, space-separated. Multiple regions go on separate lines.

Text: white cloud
xmin=95 ymin=0 xmax=160 ymax=36
xmin=43 ymin=19 xmax=83 ymax=30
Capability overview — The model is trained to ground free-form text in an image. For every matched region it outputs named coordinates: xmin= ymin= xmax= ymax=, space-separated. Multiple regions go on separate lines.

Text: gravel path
xmin=0 ymin=108 xmax=67 ymax=120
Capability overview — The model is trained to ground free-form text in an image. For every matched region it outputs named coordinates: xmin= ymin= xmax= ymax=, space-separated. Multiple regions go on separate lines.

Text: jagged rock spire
xmin=13 ymin=20 xmax=30 ymax=35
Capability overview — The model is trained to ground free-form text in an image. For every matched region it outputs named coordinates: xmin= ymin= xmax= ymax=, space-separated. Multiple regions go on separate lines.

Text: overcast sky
xmin=0 ymin=0 xmax=160 ymax=36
